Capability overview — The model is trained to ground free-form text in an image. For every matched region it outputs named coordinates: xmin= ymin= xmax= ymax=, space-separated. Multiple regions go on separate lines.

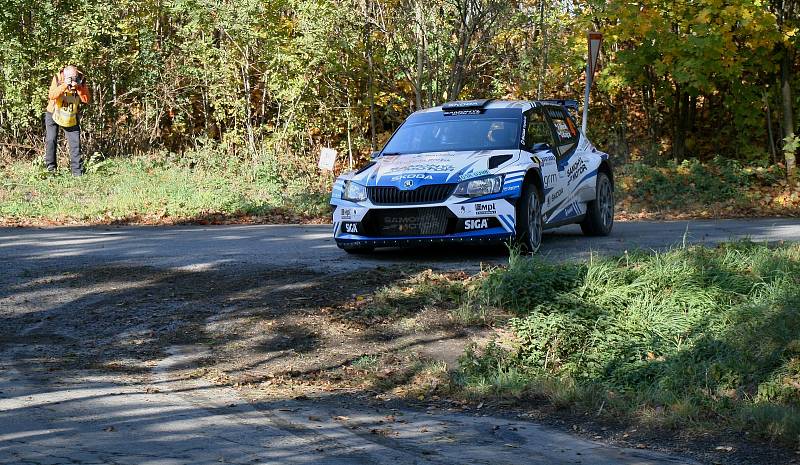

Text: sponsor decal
xmin=475 ymin=202 xmax=496 ymax=215
xmin=548 ymin=187 xmax=563 ymax=203
xmin=391 ymin=173 xmax=434 ymax=181
xmin=567 ymin=158 xmax=588 ymax=184
xmin=503 ymin=186 xmax=520 ymax=192
xmin=387 ymin=163 xmax=454 ymax=173
xmin=553 ymin=120 xmax=573 ymax=140
xmin=345 ymin=223 xmax=359 ymax=233
xmin=444 ymin=109 xmax=481 ymax=116
xmin=543 ymin=173 xmax=558 ymax=188
xmin=538 ymin=154 xmax=556 ymax=167
xmin=446 ymin=100 xmax=482 ymax=108
xmin=408 ymin=156 xmax=451 ymax=162
xmin=458 ymin=169 xmax=490 ymax=181
xmin=464 ymin=218 xmax=489 ymax=230
xmin=384 ymin=216 xmax=416 ymax=224
xmin=520 ymin=116 xmax=527 ymax=144
xmin=341 ymin=208 xmax=353 ymax=219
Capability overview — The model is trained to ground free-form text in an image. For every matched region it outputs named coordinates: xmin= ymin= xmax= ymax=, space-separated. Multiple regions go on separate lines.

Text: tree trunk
xmin=536 ymin=0 xmax=546 ymax=100
xmin=672 ymin=87 xmax=689 ymax=160
xmin=764 ymin=89 xmax=778 ymax=163
xmin=362 ymin=0 xmax=376 ymax=150
xmin=242 ymin=46 xmax=255 ymax=157
xmin=414 ymin=1 xmax=424 ymax=109
xmin=447 ymin=1 xmax=472 ymax=101
xmin=617 ymin=99 xmax=630 ymax=163
xmin=780 ymin=45 xmax=796 ymax=177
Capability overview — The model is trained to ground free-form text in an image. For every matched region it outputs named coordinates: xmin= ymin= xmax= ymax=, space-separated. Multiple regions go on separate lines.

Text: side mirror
xmin=370 ymin=151 xmax=381 ymax=160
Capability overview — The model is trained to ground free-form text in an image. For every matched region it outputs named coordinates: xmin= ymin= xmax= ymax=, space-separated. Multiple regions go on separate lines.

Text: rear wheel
xmin=516 ymin=183 xmax=543 ymax=253
xmin=580 ymin=172 xmax=614 ymax=236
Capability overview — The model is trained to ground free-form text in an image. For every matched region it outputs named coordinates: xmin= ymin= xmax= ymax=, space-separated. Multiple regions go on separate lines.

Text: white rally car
xmin=330 ymin=99 xmax=614 ymax=253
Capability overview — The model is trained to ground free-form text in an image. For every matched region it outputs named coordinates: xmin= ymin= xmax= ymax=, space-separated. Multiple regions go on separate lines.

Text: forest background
xmin=1 ymin=0 xmax=799 ymax=223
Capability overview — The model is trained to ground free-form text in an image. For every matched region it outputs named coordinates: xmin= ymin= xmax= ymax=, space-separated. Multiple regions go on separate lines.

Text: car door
xmin=522 ymin=108 xmax=562 ymax=212
xmin=542 ymin=106 xmax=584 ymax=223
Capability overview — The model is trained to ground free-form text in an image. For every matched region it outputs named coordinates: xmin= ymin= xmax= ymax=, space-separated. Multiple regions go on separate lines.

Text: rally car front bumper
xmin=332 ymin=199 xmax=518 ymax=249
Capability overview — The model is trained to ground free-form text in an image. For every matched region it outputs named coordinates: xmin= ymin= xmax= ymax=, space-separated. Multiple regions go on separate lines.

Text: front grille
xmin=367 ymin=184 xmax=456 ymax=205
xmin=366 ymin=207 xmax=451 ymax=237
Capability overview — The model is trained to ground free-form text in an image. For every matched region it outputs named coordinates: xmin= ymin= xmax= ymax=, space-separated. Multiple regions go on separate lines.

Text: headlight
xmin=453 ymin=175 xmax=503 ymax=198
xmin=342 ymin=181 xmax=367 ymax=201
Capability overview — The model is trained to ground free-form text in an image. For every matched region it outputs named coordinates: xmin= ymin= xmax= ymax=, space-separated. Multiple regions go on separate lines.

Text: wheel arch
xmin=598 ymin=160 xmax=614 ymax=189
xmin=521 ymin=167 xmax=544 ymax=196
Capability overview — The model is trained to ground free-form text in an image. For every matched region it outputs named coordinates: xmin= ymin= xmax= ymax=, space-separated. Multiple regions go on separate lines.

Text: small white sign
xmin=318 ymin=147 xmax=337 ymax=171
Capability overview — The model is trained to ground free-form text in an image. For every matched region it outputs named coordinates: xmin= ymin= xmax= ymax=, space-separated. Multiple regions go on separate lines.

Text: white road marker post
xmin=582 ymin=31 xmax=603 ymax=135
xmin=318 ymin=147 xmax=338 ymax=172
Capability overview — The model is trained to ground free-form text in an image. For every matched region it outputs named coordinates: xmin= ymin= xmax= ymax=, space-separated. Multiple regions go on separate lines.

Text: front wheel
xmin=516 ymin=183 xmax=544 ymax=253
xmin=580 ymin=172 xmax=614 ymax=236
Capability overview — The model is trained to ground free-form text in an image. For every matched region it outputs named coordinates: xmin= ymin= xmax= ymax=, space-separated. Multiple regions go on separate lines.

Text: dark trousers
xmin=44 ymin=112 xmax=82 ymax=175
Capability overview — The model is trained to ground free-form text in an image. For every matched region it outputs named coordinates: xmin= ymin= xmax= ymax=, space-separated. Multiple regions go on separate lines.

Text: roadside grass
xmin=455 ymin=241 xmax=800 ymax=446
xmin=0 ymin=152 xmax=330 ymax=224
xmin=3 ymin=153 xmax=797 ymax=226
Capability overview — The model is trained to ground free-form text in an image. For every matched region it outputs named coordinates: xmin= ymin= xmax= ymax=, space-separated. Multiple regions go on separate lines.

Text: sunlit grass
xmin=456 ymin=241 xmax=800 ymax=444
xmin=0 ymin=154 xmax=330 ymax=224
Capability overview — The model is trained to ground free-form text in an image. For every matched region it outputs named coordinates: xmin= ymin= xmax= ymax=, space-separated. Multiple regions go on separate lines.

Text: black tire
xmin=342 ymin=244 xmax=375 ymax=254
xmin=516 ymin=182 xmax=544 ymax=254
xmin=580 ymin=172 xmax=614 ymax=236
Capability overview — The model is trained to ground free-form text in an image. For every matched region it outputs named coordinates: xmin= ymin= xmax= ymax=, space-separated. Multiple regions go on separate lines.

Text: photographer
xmin=45 ymin=65 xmax=91 ymax=176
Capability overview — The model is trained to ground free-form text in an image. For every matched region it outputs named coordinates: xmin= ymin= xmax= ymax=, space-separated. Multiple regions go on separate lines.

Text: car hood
xmin=353 ymin=150 xmax=518 ymax=190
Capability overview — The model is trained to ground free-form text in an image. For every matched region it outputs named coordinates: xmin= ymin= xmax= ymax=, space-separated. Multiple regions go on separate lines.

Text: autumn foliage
xmin=0 ymin=0 xmax=798 ymax=182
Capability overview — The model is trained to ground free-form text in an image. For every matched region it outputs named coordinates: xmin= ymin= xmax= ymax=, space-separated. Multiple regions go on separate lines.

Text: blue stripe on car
xmin=498 ymin=215 xmax=515 ymax=233
xmin=574 ymin=169 xmax=598 ymax=190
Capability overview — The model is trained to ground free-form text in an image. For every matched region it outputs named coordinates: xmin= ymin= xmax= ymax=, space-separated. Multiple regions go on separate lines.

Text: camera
xmin=65 ymin=73 xmax=85 ymax=88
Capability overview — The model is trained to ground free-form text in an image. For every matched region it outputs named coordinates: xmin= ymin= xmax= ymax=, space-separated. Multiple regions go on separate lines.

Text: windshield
xmin=383 ymin=118 xmax=520 ymax=154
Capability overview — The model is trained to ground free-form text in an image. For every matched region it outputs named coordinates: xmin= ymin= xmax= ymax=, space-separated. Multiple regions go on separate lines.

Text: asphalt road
xmin=2 ymin=218 xmax=799 ymax=465
xmin=0 ymin=345 xmax=696 ymax=465
xmin=1 ymin=218 xmax=799 ymax=271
